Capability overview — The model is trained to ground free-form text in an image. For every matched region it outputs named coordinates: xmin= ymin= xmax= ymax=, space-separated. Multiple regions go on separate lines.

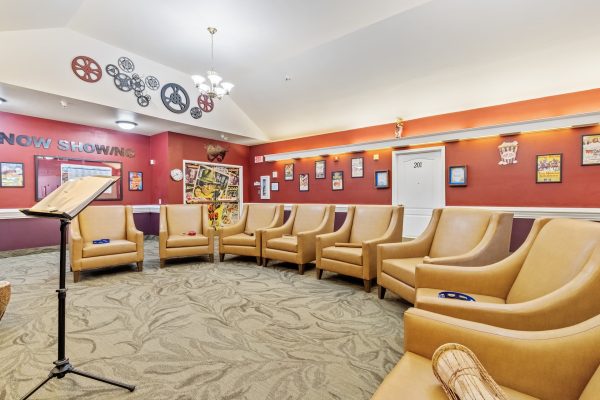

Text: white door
xmin=392 ymin=147 xmax=445 ymax=238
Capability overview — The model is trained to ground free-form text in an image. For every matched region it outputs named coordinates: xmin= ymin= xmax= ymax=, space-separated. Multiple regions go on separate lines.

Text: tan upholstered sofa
xmin=219 ymin=203 xmax=284 ymax=264
xmin=159 ymin=204 xmax=214 ymax=267
xmin=371 ymin=308 xmax=600 ymax=400
xmin=316 ymin=205 xmax=404 ymax=292
xmin=377 ymin=207 xmax=513 ymax=303
xmin=415 ymin=218 xmax=600 ymax=330
xmin=262 ymin=204 xmax=335 ymax=274
xmin=69 ymin=205 xmax=144 ymax=282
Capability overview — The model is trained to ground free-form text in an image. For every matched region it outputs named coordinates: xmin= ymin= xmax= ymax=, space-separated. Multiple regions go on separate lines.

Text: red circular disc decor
xmin=198 ymin=94 xmax=214 ymax=113
xmin=71 ymin=56 xmax=102 ymax=83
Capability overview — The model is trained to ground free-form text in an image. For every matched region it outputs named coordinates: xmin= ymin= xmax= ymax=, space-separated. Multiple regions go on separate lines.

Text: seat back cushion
xmin=291 ymin=204 xmax=327 ymax=234
xmin=166 ymin=204 xmax=202 ymax=236
xmin=349 ymin=206 xmax=393 ymax=243
xmin=245 ymin=204 xmax=278 ymax=233
xmin=507 ymin=219 xmax=600 ymax=304
xmin=428 ymin=208 xmax=492 ymax=258
xmin=79 ymin=206 xmax=127 ymax=241
xmin=580 ymin=365 xmax=600 ymax=400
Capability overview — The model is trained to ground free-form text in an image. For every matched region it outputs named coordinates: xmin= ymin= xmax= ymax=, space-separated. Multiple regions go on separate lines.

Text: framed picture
xmin=128 ymin=171 xmax=143 ymax=191
xmin=351 ymin=157 xmax=364 ymax=178
xmin=284 ymin=163 xmax=294 ymax=181
xmin=299 ymin=173 xmax=309 ymax=192
xmin=332 ymin=171 xmax=344 ymax=191
xmin=260 ymin=175 xmax=271 ymax=199
xmin=374 ymin=170 xmax=389 ymax=189
xmin=582 ymin=134 xmax=600 ymax=166
xmin=536 ymin=154 xmax=562 ymax=183
xmin=315 ymin=160 xmax=326 ymax=179
xmin=448 ymin=165 xmax=467 ymax=186
xmin=271 ymin=182 xmax=279 ymax=191
xmin=0 ymin=162 xmax=24 ymax=187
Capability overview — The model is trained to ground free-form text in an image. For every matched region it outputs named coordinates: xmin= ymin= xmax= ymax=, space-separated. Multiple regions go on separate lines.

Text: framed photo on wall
xmin=128 ymin=171 xmax=143 ymax=191
xmin=351 ymin=157 xmax=364 ymax=178
xmin=315 ymin=160 xmax=326 ymax=179
xmin=299 ymin=173 xmax=309 ymax=192
xmin=0 ymin=162 xmax=24 ymax=187
xmin=260 ymin=175 xmax=271 ymax=199
xmin=332 ymin=171 xmax=344 ymax=191
xmin=284 ymin=163 xmax=294 ymax=181
xmin=536 ymin=154 xmax=562 ymax=183
xmin=448 ymin=165 xmax=467 ymax=186
xmin=374 ymin=170 xmax=389 ymax=189
xmin=581 ymin=134 xmax=600 ymax=166
xmin=271 ymin=182 xmax=279 ymax=191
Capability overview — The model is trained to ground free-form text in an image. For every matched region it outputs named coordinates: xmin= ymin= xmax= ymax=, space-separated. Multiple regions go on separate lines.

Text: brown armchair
xmin=262 ymin=204 xmax=335 ymax=274
xmin=159 ymin=204 xmax=214 ymax=267
xmin=377 ymin=207 xmax=513 ymax=303
xmin=219 ymin=203 xmax=284 ymax=265
xmin=414 ymin=218 xmax=600 ymax=331
xmin=69 ymin=205 xmax=144 ymax=283
xmin=371 ymin=307 xmax=600 ymax=400
xmin=316 ymin=205 xmax=404 ymax=292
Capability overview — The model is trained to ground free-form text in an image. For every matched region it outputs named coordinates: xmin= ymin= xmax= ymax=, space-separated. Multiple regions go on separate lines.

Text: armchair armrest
xmin=159 ymin=205 xmax=168 ymax=256
xmin=297 ymin=206 xmax=336 ymax=263
xmin=125 ymin=206 xmax=144 ymax=261
xmin=69 ymin=217 xmax=83 ymax=270
xmin=316 ymin=207 xmax=354 ymax=267
xmin=263 ymin=205 xmax=296 ymax=245
xmin=219 ymin=218 xmax=245 ymax=237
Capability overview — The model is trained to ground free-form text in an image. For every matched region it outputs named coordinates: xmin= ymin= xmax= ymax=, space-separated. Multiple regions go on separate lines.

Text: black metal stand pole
xmin=20 ymin=219 xmax=135 ymax=399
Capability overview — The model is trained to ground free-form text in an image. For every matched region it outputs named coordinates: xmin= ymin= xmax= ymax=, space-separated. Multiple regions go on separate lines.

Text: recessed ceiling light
xmin=60 ymin=100 xmax=69 ymax=108
xmin=0 ymin=97 xmax=6 ymax=104
xmin=115 ymin=120 xmax=138 ymax=130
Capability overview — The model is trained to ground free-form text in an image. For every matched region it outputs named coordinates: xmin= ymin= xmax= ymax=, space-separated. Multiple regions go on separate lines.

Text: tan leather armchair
xmin=377 ymin=207 xmax=513 ymax=303
xmin=262 ymin=204 xmax=335 ymax=274
xmin=69 ymin=205 xmax=144 ymax=283
xmin=414 ymin=218 xmax=600 ymax=331
xmin=371 ymin=307 xmax=600 ymax=400
xmin=159 ymin=204 xmax=214 ymax=267
xmin=219 ymin=203 xmax=284 ymax=265
xmin=316 ymin=205 xmax=404 ymax=292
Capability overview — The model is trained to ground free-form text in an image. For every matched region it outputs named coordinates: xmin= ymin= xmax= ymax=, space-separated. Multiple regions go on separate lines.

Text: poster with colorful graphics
xmin=582 ymin=134 xmax=600 ymax=165
xmin=536 ymin=154 xmax=562 ymax=183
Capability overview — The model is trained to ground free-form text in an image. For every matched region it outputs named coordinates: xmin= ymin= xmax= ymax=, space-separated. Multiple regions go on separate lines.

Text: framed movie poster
xmin=260 ymin=175 xmax=270 ymax=199
xmin=271 ymin=182 xmax=279 ymax=191
xmin=0 ymin=162 xmax=24 ymax=187
xmin=448 ymin=166 xmax=467 ymax=186
xmin=299 ymin=173 xmax=309 ymax=192
xmin=536 ymin=154 xmax=562 ymax=183
xmin=374 ymin=170 xmax=389 ymax=189
xmin=351 ymin=157 xmax=364 ymax=178
xmin=582 ymin=134 xmax=600 ymax=166
xmin=332 ymin=171 xmax=344 ymax=191
xmin=315 ymin=160 xmax=326 ymax=179
xmin=284 ymin=163 xmax=294 ymax=181
xmin=128 ymin=171 xmax=143 ymax=191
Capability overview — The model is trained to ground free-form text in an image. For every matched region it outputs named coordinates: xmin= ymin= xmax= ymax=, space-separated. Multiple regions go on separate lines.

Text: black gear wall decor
xmin=105 ymin=64 xmax=119 ymax=77
xmin=145 ymin=76 xmax=160 ymax=90
xmin=114 ymin=73 xmax=132 ymax=92
xmin=161 ymin=83 xmax=190 ymax=114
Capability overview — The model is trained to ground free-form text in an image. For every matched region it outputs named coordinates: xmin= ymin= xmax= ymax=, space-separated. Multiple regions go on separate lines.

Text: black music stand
xmin=19 ymin=176 xmax=135 ymax=399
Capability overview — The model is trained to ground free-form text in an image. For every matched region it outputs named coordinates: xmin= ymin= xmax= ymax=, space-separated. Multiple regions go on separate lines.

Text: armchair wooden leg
xmin=209 ymin=254 xmax=215 ymax=263
xmin=219 ymin=253 xmax=225 ymax=262
xmin=316 ymin=268 xmax=323 ymax=280
xmin=262 ymin=258 xmax=268 ymax=267
xmin=298 ymin=264 xmax=305 ymax=275
xmin=159 ymin=259 xmax=166 ymax=269
xmin=363 ymin=279 xmax=372 ymax=292
xmin=73 ymin=271 xmax=81 ymax=283
xmin=256 ymin=256 xmax=261 ymax=266
xmin=378 ymin=285 xmax=386 ymax=299
xmin=136 ymin=261 xmax=144 ymax=272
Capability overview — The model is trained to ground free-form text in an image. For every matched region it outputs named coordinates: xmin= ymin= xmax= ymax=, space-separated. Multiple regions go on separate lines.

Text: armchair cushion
xmin=428 ymin=208 xmax=491 ymax=258
xmin=79 ymin=206 xmax=126 ymax=240
xmin=267 ymin=236 xmax=298 ymax=253
xmin=166 ymin=205 xmax=202 ymax=236
xmin=349 ymin=206 xmax=393 ymax=243
xmin=291 ymin=205 xmax=327 ymax=235
xmin=245 ymin=204 xmax=279 ymax=234
xmin=322 ymin=246 xmax=363 ymax=266
xmin=82 ymin=239 xmax=137 ymax=258
xmin=381 ymin=257 xmax=424 ymax=287
xmin=166 ymin=234 xmax=209 ymax=248
xmin=222 ymin=233 xmax=256 ymax=247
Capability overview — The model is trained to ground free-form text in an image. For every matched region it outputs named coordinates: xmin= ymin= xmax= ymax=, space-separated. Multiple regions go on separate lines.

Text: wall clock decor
xmin=170 ymin=168 xmax=184 ymax=181
xmin=161 ymin=83 xmax=190 ymax=114
xmin=71 ymin=56 xmax=102 ymax=83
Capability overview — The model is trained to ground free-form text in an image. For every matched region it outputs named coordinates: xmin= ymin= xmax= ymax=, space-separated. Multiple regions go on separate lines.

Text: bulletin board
xmin=183 ymin=160 xmax=243 ymax=226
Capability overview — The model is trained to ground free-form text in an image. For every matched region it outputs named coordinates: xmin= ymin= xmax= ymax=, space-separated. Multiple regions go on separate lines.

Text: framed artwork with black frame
xmin=128 ymin=171 xmax=143 ymax=191
xmin=351 ymin=157 xmax=364 ymax=178
xmin=374 ymin=170 xmax=389 ymax=189
xmin=581 ymin=134 xmax=600 ymax=166
xmin=284 ymin=163 xmax=294 ymax=181
xmin=332 ymin=171 xmax=344 ymax=191
xmin=0 ymin=162 xmax=24 ymax=188
xmin=448 ymin=165 xmax=467 ymax=186
xmin=299 ymin=173 xmax=309 ymax=192
xmin=315 ymin=160 xmax=326 ymax=179
xmin=536 ymin=153 xmax=562 ymax=183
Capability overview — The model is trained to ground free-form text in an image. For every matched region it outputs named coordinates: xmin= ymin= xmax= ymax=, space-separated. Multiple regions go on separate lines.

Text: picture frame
xmin=0 ymin=162 xmax=24 ymax=188
xmin=299 ymin=173 xmax=309 ymax=192
xmin=374 ymin=170 xmax=389 ymax=189
xmin=284 ymin=163 xmax=294 ymax=181
xmin=128 ymin=171 xmax=143 ymax=191
xmin=351 ymin=157 xmax=364 ymax=178
xmin=448 ymin=165 xmax=467 ymax=186
xmin=271 ymin=182 xmax=279 ymax=192
xmin=536 ymin=153 xmax=562 ymax=183
xmin=332 ymin=171 xmax=344 ymax=191
xmin=315 ymin=160 xmax=326 ymax=179
xmin=581 ymin=134 xmax=600 ymax=166
xmin=260 ymin=175 xmax=271 ymax=199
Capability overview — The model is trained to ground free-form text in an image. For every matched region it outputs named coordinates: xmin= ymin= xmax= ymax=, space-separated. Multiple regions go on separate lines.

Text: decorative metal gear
xmin=71 ymin=56 xmax=102 ymax=83
xmin=145 ymin=76 xmax=160 ymax=91
xmin=190 ymin=107 xmax=202 ymax=119
xmin=137 ymin=95 xmax=150 ymax=107
xmin=131 ymin=76 xmax=145 ymax=92
xmin=118 ymin=56 xmax=135 ymax=73
xmin=114 ymin=73 xmax=132 ymax=92
xmin=197 ymin=94 xmax=214 ymax=113
xmin=105 ymin=64 xmax=119 ymax=77
xmin=161 ymin=83 xmax=190 ymax=113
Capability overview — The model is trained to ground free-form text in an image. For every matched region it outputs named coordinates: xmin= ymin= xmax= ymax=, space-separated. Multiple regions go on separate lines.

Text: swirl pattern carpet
xmin=0 ymin=239 xmax=406 ymax=400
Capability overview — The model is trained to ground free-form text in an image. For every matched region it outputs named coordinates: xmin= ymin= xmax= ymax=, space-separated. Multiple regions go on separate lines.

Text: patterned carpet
xmin=0 ymin=239 xmax=407 ymax=400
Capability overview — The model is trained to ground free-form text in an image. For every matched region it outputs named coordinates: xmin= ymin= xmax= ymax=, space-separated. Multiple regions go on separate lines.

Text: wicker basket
xmin=0 ymin=281 xmax=10 ymax=321
xmin=432 ymin=343 xmax=508 ymax=400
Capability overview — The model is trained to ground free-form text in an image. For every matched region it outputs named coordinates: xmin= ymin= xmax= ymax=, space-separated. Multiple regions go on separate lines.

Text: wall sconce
xmin=149 ymin=159 xmax=156 ymax=165
xmin=373 ymin=154 xmax=379 ymax=161
xmin=333 ymin=156 xmax=339 ymax=162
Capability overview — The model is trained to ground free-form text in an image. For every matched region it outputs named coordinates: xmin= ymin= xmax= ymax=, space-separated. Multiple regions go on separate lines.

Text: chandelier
xmin=191 ymin=27 xmax=234 ymax=102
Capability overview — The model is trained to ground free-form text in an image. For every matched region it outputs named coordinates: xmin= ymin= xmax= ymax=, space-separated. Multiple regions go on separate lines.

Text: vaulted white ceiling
xmin=1 ymin=0 xmax=600 ymax=143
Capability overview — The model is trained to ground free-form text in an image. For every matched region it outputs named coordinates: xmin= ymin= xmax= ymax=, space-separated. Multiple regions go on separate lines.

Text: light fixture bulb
xmin=191 ymin=75 xmax=205 ymax=86
xmin=214 ymin=87 xmax=226 ymax=97
xmin=199 ymin=83 xmax=211 ymax=92
xmin=221 ymin=82 xmax=234 ymax=93
xmin=207 ymin=72 xmax=222 ymax=85
xmin=116 ymin=120 xmax=138 ymax=130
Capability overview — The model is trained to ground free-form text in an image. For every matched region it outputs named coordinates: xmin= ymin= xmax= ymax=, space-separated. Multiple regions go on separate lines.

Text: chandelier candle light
xmin=192 ymin=27 xmax=234 ymax=102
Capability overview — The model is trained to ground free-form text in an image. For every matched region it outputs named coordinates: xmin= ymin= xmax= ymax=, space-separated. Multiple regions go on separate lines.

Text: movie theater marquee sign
xmin=0 ymin=132 xmax=136 ymax=158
